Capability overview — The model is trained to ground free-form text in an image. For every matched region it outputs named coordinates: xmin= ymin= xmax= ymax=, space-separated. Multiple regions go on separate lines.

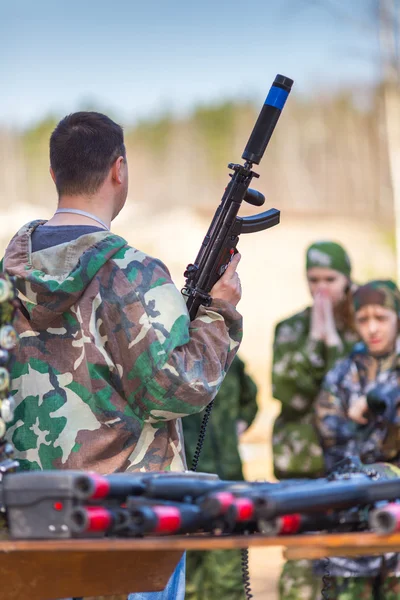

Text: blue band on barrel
xmin=264 ymin=86 xmax=289 ymax=110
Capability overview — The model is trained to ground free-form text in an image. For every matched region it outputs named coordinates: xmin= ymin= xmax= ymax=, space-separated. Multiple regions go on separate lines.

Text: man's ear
xmin=111 ymin=156 xmax=125 ymax=184
xmin=49 ymin=166 xmax=56 ymax=183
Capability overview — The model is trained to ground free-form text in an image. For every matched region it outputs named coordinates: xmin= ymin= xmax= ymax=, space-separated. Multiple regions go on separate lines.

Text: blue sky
xmin=1 ymin=0 xmax=381 ymax=128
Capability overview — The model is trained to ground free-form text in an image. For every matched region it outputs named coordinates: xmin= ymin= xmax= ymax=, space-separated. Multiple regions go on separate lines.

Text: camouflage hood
xmin=353 ymin=279 xmax=400 ymax=318
xmin=3 ymin=220 xmax=123 ymax=329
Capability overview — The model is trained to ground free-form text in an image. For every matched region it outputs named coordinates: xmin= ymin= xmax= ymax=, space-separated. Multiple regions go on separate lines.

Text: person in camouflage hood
xmin=2 ymin=112 xmax=243 ymax=600
xmin=183 ymin=355 xmax=258 ymax=600
xmin=272 ymin=241 xmax=358 ymax=600
xmin=312 ymin=279 xmax=400 ymax=599
xmin=272 ymin=240 xmax=358 ymax=479
xmin=316 ymin=279 xmax=400 ymax=468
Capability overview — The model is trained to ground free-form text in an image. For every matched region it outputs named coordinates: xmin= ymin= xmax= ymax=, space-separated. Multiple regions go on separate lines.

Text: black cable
xmin=372 ymin=573 xmax=382 ymax=600
xmin=321 ymin=557 xmax=332 ymax=600
xmin=190 ymin=402 xmax=254 ymax=599
xmin=372 ymin=555 xmax=386 ymax=600
xmin=190 ymin=400 xmax=214 ymax=472
xmin=241 ymin=547 xmax=253 ymax=599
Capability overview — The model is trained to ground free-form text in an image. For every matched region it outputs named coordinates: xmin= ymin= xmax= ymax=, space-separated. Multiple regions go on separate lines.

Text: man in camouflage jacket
xmin=3 ymin=112 xmax=243 ymax=600
xmin=4 ymin=111 xmax=242 ymax=474
xmin=183 ymin=355 xmax=258 ymax=600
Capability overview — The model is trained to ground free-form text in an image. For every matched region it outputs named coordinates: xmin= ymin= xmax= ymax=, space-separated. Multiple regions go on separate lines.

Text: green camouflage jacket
xmin=183 ymin=355 xmax=258 ymax=479
xmin=272 ymin=307 xmax=358 ymax=479
xmin=3 ymin=221 xmax=242 ymax=474
xmin=315 ymin=341 xmax=400 ymax=471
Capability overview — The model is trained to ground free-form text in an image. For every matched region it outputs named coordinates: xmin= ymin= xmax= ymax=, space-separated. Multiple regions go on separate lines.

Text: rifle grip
xmin=209 ymin=237 xmax=239 ymax=289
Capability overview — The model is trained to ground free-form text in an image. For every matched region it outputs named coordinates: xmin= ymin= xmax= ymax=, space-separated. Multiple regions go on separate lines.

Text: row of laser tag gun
xmin=4 ymin=457 xmax=400 ymax=540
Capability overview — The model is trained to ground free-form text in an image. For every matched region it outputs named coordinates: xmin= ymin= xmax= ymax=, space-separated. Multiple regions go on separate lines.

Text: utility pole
xmin=379 ymin=0 xmax=400 ymax=282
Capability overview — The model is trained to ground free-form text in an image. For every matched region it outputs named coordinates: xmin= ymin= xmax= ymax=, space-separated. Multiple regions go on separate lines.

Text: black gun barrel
xmin=258 ymin=513 xmax=339 ymax=536
xmin=257 ymin=476 xmax=400 ymax=520
xmin=369 ymin=502 xmax=400 ymax=534
xmin=198 ymin=491 xmax=236 ymax=518
xmin=144 ymin=477 xmax=224 ymax=501
xmin=242 ymin=74 xmax=293 ymax=165
xmin=182 ymin=73 xmax=293 ymax=324
xmin=258 ymin=508 xmax=369 ymax=536
xmin=75 ymin=473 xmax=147 ymax=500
xmin=69 ymin=505 xmax=130 ymax=535
xmin=3 ymin=471 xmax=103 ymax=503
xmin=127 ymin=496 xmax=235 ymax=533
xmin=129 ymin=504 xmax=187 ymax=536
xmin=86 ymin=472 xmax=220 ymax=501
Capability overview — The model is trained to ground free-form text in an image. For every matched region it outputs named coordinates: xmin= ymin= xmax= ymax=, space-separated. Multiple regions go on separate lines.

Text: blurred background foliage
xmin=0 ymin=86 xmax=392 ymax=224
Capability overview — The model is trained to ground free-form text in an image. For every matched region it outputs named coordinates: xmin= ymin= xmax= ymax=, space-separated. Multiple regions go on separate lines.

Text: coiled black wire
xmin=321 ymin=557 xmax=332 ymax=600
xmin=241 ymin=547 xmax=253 ymax=599
xmin=190 ymin=400 xmax=214 ymax=472
xmin=190 ymin=402 xmax=254 ymax=599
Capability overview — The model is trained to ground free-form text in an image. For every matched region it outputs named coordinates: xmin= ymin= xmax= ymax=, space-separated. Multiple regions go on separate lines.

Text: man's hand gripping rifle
xmin=182 ymin=74 xmax=293 ymax=320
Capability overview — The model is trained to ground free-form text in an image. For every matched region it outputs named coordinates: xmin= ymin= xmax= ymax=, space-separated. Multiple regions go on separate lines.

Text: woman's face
xmin=355 ymin=304 xmax=398 ymax=356
xmin=307 ymin=267 xmax=349 ymax=307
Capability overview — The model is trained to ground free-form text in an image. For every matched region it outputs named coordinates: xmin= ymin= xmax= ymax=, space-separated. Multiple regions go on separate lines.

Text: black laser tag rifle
xmin=181 ymin=74 xmax=293 ymax=471
xmin=181 ymin=74 xmax=293 ymax=319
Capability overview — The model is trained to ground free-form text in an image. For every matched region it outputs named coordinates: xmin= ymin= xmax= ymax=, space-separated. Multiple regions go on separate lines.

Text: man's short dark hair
xmin=50 ymin=112 xmax=126 ymax=196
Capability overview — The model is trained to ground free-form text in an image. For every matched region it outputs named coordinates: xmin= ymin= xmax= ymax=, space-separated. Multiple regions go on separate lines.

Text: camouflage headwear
xmin=353 ymin=280 xmax=400 ymax=316
xmin=306 ymin=241 xmax=351 ymax=278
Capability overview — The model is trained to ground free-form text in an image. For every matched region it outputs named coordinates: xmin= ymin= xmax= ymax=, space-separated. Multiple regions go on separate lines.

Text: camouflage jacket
xmin=183 ymin=355 xmax=258 ymax=479
xmin=272 ymin=307 xmax=358 ymax=479
xmin=315 ymin=341 xmax=400 ymax=471
xmin=3 ymin=221 xmax=242 ymax=474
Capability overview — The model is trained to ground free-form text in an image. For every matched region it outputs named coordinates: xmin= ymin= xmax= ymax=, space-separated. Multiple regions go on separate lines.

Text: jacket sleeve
xmin=107 ymin=252 xmax=243 ymax=423
xmin=314 ymin=363 xmax=357 ymax=470
xmin=272 ymin=320 xmax=344 ymax=418
xmin=236 ymin=357 xmax=259 ymax=428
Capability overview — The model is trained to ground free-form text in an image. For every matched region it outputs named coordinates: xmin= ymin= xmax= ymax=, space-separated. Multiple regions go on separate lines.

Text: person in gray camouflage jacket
xmin=312 ymin=279 xmax=400 ymax=599
xmin=272 ymin=241 xmax=358 ymax=600
xmin=3 ymin=112 xmax=243 ymax=600
xmin=316 ymin=279 xmax=400 ymax=471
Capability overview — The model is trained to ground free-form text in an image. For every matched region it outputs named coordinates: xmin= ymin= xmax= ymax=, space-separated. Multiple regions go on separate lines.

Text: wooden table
xmin=3 ymin=532 xmax=400 ymax=600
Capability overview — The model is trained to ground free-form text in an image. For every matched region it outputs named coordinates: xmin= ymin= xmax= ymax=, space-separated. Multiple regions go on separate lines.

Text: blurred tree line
xmin=0 ymin=86 xmax=394 ymax=224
